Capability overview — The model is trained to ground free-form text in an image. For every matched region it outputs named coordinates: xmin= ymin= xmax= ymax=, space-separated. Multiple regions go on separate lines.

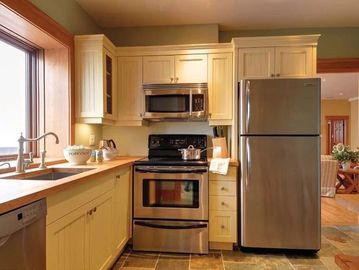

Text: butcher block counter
xmin=0 ymin=156 xmax=143 ymax=215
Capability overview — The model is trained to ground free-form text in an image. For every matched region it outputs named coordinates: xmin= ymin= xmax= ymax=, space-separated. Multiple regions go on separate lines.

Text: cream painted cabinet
xmin=143 ymin=54 xmax=207 ymax=84
xmin=238 ymin=47 xmax=275 ymax=79
xmin=47 ymin=190 xmax=114 ymax=270
xmin=209 ymin=166 xmax=237 ymax=247
xmin=238 ymin=46 xmax=314 ymax=79
xmin=117 ymin=57 xmax=145 ymax=126
xmin=75 ymin=35 xmax=117 ymax=124
xmin=113 ymin=167 xmax=131 ymax=254
xmin=208 ymin=53 xmax=233 ymax=125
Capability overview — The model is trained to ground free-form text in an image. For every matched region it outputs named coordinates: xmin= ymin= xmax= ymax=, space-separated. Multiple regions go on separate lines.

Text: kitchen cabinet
xmin=208 ymin=53 xmax=233 ymax=125
xmin=113 ymin=167 xmax=131 ymax=254
xmin=209 ymin=166 xmax=237 ymax=248
xmin=143 ymin=54 xmax=207 ymax=84
xmin=46 ymin=168 xmax=132 ymax=270
xmin=75 ymin=35 xmax=117 ymax=124
xmin=238 ymin=46 xmax=314 ymax=79
xmin=117 ymin=56 xmax=146 ymax=126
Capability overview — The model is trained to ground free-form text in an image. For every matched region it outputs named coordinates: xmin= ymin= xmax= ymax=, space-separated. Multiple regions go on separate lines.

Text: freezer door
xmin=240 ymin=136 xmax=320 ymax=250
xmin=240 ymin=79 xmax=320 ymax=135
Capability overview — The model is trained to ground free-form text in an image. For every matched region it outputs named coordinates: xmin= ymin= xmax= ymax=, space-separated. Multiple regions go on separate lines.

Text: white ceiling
xmin=319 ymin=73 xmax=359 ymax=100
xmin=76 ymin=0 xmax=359 ymax=30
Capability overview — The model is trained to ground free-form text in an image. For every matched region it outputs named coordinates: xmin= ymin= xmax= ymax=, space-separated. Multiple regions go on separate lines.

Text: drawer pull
xmin=87 ymin=209 xmax=93 ymax=215
xmin=221 ymin=225 xmax=225 ymax=229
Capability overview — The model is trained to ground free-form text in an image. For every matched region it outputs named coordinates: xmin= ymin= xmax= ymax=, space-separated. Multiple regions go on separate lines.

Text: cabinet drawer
xmin=209 ymin=196 xmax=236 ymax=211
xmin=209 ymin=181 xmax=236 ymax=196
xmin=209 ymin=210 xmax=237 ymax=243
xmin=209 ymin=167 xmax=237 ymax=181
xmin=47 ymin=171 xmax=115 ymax=225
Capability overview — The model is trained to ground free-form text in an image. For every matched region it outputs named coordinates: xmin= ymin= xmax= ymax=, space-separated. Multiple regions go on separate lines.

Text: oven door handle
xmin=135 ymin=168 xmax=208 ymax=174
xmin=134 ymin=221 xmax=207 ymax=230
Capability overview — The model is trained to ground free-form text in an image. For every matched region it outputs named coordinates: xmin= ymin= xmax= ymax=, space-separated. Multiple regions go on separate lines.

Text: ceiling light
xmin=339 ymin=92 xmax=343 ymax=96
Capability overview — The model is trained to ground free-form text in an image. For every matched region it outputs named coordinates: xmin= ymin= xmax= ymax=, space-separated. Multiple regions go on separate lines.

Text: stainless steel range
xmin=133 ymin=134 xmax=209 ymax=254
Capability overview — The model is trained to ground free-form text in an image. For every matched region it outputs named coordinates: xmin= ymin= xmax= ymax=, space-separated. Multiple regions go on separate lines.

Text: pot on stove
xmin=178 ymin=145 xmax=207 ymax=160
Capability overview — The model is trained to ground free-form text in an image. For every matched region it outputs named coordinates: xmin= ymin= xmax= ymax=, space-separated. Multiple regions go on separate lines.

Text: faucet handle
xmin=28 ymin=152 xmax=33 ymax=162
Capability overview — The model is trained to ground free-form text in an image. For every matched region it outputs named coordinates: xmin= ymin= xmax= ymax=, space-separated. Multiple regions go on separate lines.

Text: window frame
xmin=0 ymin=31 xmax=39 ymax=161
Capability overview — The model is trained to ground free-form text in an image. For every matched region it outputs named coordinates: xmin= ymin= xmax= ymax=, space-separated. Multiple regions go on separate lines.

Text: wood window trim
xmin=318 ymin=58 xmax=359 ymax=73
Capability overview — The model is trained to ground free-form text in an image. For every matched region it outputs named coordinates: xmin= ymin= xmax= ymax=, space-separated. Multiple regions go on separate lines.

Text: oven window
xmin=146 ymin=95 xmax=189 ymax=112
xmin=143 ymin=179 xmax=199 ymax=208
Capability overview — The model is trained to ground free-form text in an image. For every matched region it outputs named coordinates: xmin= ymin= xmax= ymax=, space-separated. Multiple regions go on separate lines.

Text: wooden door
xmin=117 ymin=56 xmax=143 ymax=122
xmin=326 ymin=116 xmax=349 ymax=154
xmin=238 ymin=47 xmax=275 ymax=79
xmin=143 ymin=56 xmax=174 ymax=84
xmin=46 ymin=205 xmax=88 ymax=270
xmin=208 ymin=53 xmax=233 ymax=123
xmin=175 ymin=54 xmax=207 ymax=83
xmin=88 ymin=191 xmax=114 ymax=270
xmin=274 ymin=47 xmax=313 ymax=78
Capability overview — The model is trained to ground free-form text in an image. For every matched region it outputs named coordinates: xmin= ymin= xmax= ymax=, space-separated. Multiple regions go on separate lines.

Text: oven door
xmin=144 ymin=89 xmax=190 ymax=119
xmin=134 ymin=166 xmax=208 ymax=220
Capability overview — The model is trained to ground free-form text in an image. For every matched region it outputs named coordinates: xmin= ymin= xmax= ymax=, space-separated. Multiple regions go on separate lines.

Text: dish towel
xmin=209 ymin=158 xmax=230 ymax=175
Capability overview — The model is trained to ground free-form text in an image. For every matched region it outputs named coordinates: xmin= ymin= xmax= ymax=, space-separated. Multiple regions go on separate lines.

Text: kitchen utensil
xmin=178 ymin=145 xmax=208 ymax=160
xmin=100 ymin=139 xmax=118 ymax=160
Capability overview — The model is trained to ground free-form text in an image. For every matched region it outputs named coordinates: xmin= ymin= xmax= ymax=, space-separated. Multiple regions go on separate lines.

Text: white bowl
xmin=63 ymin=148 xmax=92 ymax=165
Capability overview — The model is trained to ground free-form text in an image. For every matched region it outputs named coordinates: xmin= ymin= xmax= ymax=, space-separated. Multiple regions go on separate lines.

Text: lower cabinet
xmin=46 ymin=167 xmax=132 ymax=270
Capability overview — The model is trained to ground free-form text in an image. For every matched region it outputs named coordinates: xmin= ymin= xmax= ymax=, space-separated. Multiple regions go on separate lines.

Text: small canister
xmin=96 ymin=149 xmax=104 ymax=163
xmin=90 ymin=150 xmax=96 ymax=162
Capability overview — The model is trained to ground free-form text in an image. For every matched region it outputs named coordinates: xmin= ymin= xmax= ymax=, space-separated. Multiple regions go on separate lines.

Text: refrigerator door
xmin=240 ymin=136 xmax=320 ymax=250
xmin=240 ymin=79 xmax=320 ymax=135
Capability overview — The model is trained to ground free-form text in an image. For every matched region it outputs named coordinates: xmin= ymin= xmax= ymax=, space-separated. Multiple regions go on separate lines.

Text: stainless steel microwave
xmin=143 ymin=83 xmax=208 ymax=120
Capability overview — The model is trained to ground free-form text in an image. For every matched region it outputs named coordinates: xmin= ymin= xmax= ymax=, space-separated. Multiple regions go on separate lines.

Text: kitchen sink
xmin=2 ymin=167 xmax=94 ymax=181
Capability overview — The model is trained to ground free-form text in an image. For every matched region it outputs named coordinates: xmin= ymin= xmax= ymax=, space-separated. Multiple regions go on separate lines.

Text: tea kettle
xmin=99 ymin=139 xmax=118 ymax=160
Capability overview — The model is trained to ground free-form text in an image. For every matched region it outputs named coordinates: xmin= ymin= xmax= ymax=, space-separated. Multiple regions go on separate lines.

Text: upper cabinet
xmin=235 ymin=35 xmax=319 ymax=80
xmin=75 ymin=35 xmax=117 ymax=124
xmin=143 ymin=54 xmax=207 ymax=84
xmin=208 ymin=53 xmax=233 ymax=126
xmin=117 ymin=56 xmax=145 ymax=126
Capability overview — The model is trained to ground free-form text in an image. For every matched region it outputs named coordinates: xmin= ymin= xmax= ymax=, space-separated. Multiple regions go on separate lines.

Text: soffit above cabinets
xmin=75 ymin=0 xmax=359 ymax=30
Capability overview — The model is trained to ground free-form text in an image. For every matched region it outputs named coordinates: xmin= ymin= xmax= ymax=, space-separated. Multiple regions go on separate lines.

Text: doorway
xmin=326 ymin=115 xmax=349 ymax=154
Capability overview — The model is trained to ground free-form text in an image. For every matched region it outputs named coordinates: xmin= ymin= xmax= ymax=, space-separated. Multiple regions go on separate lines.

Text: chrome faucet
xmin=0 ymin=162 xmax=11 ymax=169
xmin=16 ymin=132 xmax=59 ymax=173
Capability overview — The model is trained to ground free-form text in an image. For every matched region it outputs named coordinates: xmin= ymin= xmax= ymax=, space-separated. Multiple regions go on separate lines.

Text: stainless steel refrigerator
xmin=239 ymin=78 xmax=321 ymax=251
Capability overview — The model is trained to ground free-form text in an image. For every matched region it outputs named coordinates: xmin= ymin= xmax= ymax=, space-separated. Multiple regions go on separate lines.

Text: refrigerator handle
xmin=245 ymin=81 xmax=251 ymax=133
xmin=246 ymin=138 xmax=251 ymax=188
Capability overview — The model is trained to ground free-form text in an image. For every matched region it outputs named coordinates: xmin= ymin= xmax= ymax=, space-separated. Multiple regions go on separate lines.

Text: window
xmin=0 ymin=34 xmax=38 ymax=159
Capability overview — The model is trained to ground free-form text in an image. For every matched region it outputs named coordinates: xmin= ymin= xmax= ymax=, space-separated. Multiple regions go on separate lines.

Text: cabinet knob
xmin=170 ymin=77 xmax=174 ymax=82
xmin=221 ymin=202 xmax=225 ymax=206
xmin=221 ymin=225 xmax=225 ymax=229
xmin=116 ymin=175 xmax=121 ymax=180
xmin=208 ymin=113 xmax=212 ymax=119
xmin=87 ymin=209 xmax=93 ymax=215
xmin=221 ymin=187 xmax=225 ymax=191
xmin=270 ymin=74 xmax=275 ymax=77
xmin=175 ymin=77 xmax=179 ymax=82
xmin=276 ymin=73 xmax=280 ymax=77
xmin=139 ymin=113 xmax=143 ymax=117
xmin=93 ymin=207 xmax=97 ymax=213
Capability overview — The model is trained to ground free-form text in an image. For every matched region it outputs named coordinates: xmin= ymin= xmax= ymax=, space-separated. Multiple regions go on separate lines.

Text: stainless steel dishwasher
xmin=0 ymin=198 xmax=47 ymax=270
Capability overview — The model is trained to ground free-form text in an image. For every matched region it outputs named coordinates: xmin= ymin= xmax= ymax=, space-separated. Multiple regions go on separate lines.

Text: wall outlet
xmin=89 ymin=134 xmax=96 ymax=146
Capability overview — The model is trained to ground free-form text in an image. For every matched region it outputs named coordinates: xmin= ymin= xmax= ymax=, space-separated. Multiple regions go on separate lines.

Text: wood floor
xmin=322 ymin=195 xmax=359 ymax=226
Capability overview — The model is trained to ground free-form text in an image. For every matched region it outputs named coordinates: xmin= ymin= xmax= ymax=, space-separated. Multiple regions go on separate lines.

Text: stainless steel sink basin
xmin=2 ymin=167 xmax=94 ymax=181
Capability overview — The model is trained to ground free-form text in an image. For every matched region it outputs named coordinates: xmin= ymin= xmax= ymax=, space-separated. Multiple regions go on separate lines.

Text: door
xmin=88 ymin=191 xmax=113 ymax=270
xmin=275 ymin=47 xmax=313 ymax=78
xmin=238 ymin=47 xmax=275 ymax=79
xmin=240 ymin=136 xmax=320 ymax=249
xmin=117 ymin=57 xmax=143 ymax=121
xmin=326 ymin=116 xmax=349 ymax=154
xmin=143 ymin=56 xmax=174 ymax=84
xmin=208 ymin=53 xmax=233 ymax=122
xmin=46 ymin=204 xmax=88 ymax=270
xmin=240 ymin=78 xmax=320 ymax=135
xmin=175 ymin=54 xmax=207 ymax=83
xmin=113 ymin=168 xmax=131 ymax=253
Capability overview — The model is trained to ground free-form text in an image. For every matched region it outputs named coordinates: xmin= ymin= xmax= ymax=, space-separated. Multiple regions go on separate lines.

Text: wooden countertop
xmin=0 ymin=156 xmax=143 ymax=215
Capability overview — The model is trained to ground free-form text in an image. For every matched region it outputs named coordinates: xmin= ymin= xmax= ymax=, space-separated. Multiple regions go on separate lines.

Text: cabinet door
xmin=103 ymin=49 xmax=116 ymax=120
xmin=46 ymin=204 xmax=88 ymax=270
xmin=113 ymin=168 xmax=131 ymax=254
xmin=117 ymin=57 xmax=143 ymax=122
xmin=175 ymin=54 xmax=207 ymax=83
xmin=208 ymin=53 xmax=233 ymax=122
xmin=88 ymin=191 xmax=114 ymax=270
xmin=209 ymin=210 xmax=237 ymax=243
xmin=238 ymin=48 xmax=275 ymax=79
xmin=274 ymin=47 xmax=313 ymax=78
xmin=143 ymin=56 xmax=174 ymax=84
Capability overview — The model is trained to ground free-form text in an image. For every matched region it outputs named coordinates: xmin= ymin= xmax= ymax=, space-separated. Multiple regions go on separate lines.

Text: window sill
xmin=0 ymin=158 xmax=66 ymax=174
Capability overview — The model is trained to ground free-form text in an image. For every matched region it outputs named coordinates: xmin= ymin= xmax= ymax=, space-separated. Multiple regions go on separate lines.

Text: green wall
xmin=30 ymin=0 xmax=102 ymax=34
xmin=220 ymin=27 xmax=359 ymax=59
xmin=105 ymin=24 xmax=219 ymax=46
